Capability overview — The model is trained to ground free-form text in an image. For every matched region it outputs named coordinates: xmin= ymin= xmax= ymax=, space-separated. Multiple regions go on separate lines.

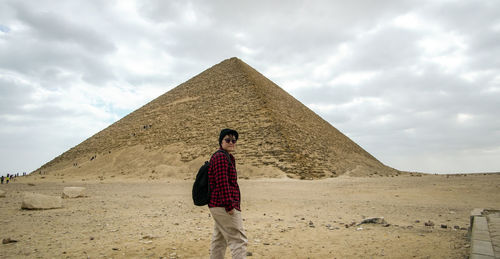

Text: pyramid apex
xmin=221 ymin=56 xmax=244 ymax=64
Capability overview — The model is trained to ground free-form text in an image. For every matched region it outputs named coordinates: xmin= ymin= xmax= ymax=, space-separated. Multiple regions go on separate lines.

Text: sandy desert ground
xmin=1 ymin=173 xmax=500 ymax=258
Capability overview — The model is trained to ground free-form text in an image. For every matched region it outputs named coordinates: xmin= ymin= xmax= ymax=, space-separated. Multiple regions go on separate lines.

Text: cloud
xmin=14 ymin=3 xmax=115 ymax=54
xmin=1 ymin=0 xmax=499 ymax=174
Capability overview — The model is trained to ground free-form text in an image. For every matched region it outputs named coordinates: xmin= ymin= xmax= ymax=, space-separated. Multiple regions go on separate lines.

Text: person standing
xmin=208 ymin=129 xmax=247 ymax=259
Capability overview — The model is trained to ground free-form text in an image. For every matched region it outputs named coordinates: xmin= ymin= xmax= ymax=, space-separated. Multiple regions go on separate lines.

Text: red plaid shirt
xmin=208 ymin=149 xmax=241 ymax=212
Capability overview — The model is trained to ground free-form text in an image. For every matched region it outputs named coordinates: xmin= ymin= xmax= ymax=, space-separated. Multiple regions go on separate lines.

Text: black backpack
xmin=192 ymin=150 xmax=231 ymax=206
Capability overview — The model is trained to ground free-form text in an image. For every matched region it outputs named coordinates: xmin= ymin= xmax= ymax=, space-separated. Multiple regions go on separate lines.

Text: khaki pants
xmin=209 ymin=207 xmax=248 ymax=259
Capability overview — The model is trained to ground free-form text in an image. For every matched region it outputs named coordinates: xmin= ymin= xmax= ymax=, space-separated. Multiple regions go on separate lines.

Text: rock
xmin=424 ymin=220 xmax=435 ymax=227
xmin=21 ymin=192 xmax=63 ymax=210
xmin=326 ymin=224 xmax=337 ymax=230
xmin=308 ymin=221 xmax=315 ymax=228
xmin=440 ymin=224 xmax=447 ymax=229
xmin=0 ymin=190 xmax=5 ymax=198
xmin=357 ymin=217 xmax=387 ymax=226
xmin=345 ymin=222 xmax=357 ymax=228
xmin=246 ymin=251 xmax=253 ymax=256
xmin=2 ymin=238 xmax=18 ymax=244
xmin=62 ymin=187 xmax=86 ymax=198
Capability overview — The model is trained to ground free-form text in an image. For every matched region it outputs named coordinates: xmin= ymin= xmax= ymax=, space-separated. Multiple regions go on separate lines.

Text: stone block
xmin=472 ymin=208 xmax=485 ymax=217
xmin=470 ymin=254 xmax=494 ymax=259
xmin=488 ymin=217 xmax=500 ymax=224
xmin=62 ymin=187 xmax=86 ymax=198
xmin=472 ymin=229 xmax=492 ymax=242
xmin=474 ymin=217 xmax=489 ymax=231
xmin=471 ymin=208 xmax=485 ymax=229
xmin=471 ymin=239 xmax=494 ymax=257
xmin=21 ymin=192 xmax=63 ymax=210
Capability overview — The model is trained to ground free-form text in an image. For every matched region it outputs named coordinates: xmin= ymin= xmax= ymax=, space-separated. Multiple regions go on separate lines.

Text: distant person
xmin=1 ymin=175 xmax=4 ymax=184
xmin=207 ymin=128 xmax=247 ymax=259
xmin=5 ymin=175 xmax=9 ymax=184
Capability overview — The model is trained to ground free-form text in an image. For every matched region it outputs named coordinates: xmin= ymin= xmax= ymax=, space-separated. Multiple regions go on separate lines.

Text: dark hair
xmin=219 ymin=128 xmax=239 ymax=147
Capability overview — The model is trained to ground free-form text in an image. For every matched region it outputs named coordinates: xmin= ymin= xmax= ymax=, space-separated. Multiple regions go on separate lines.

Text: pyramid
xmin=33 ymin=57 xmax=399 ymax=180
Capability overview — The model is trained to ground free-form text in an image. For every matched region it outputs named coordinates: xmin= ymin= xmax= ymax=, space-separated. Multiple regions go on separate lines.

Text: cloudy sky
xmin=1 ymin=0 xmax=499 ymax=176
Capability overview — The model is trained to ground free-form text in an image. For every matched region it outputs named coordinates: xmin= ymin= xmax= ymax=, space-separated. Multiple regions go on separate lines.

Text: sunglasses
xmin=224 ymin=138 xmax=237 ymax=144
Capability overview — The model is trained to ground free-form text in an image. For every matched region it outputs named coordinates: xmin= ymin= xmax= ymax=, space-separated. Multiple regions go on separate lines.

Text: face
xmin=221 ymin=134 xmax=237 ymax=153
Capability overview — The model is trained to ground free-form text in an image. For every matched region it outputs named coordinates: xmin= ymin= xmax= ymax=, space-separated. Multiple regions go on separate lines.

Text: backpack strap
xmin=212 ymin=150 xmax=232 ymax=167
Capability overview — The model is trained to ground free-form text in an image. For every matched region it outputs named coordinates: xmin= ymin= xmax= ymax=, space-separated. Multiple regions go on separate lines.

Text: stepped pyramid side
xmin=34 ymin=58 xmax=398 ymax=180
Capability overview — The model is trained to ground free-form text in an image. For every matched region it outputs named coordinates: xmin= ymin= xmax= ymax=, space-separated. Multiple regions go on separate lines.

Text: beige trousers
xmin=209 ymin=207 xmax=248 ymax=259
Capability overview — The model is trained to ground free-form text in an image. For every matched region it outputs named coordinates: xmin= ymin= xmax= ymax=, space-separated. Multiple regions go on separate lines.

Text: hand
xmin=228 ymin=209 xmax=235 ymax=215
